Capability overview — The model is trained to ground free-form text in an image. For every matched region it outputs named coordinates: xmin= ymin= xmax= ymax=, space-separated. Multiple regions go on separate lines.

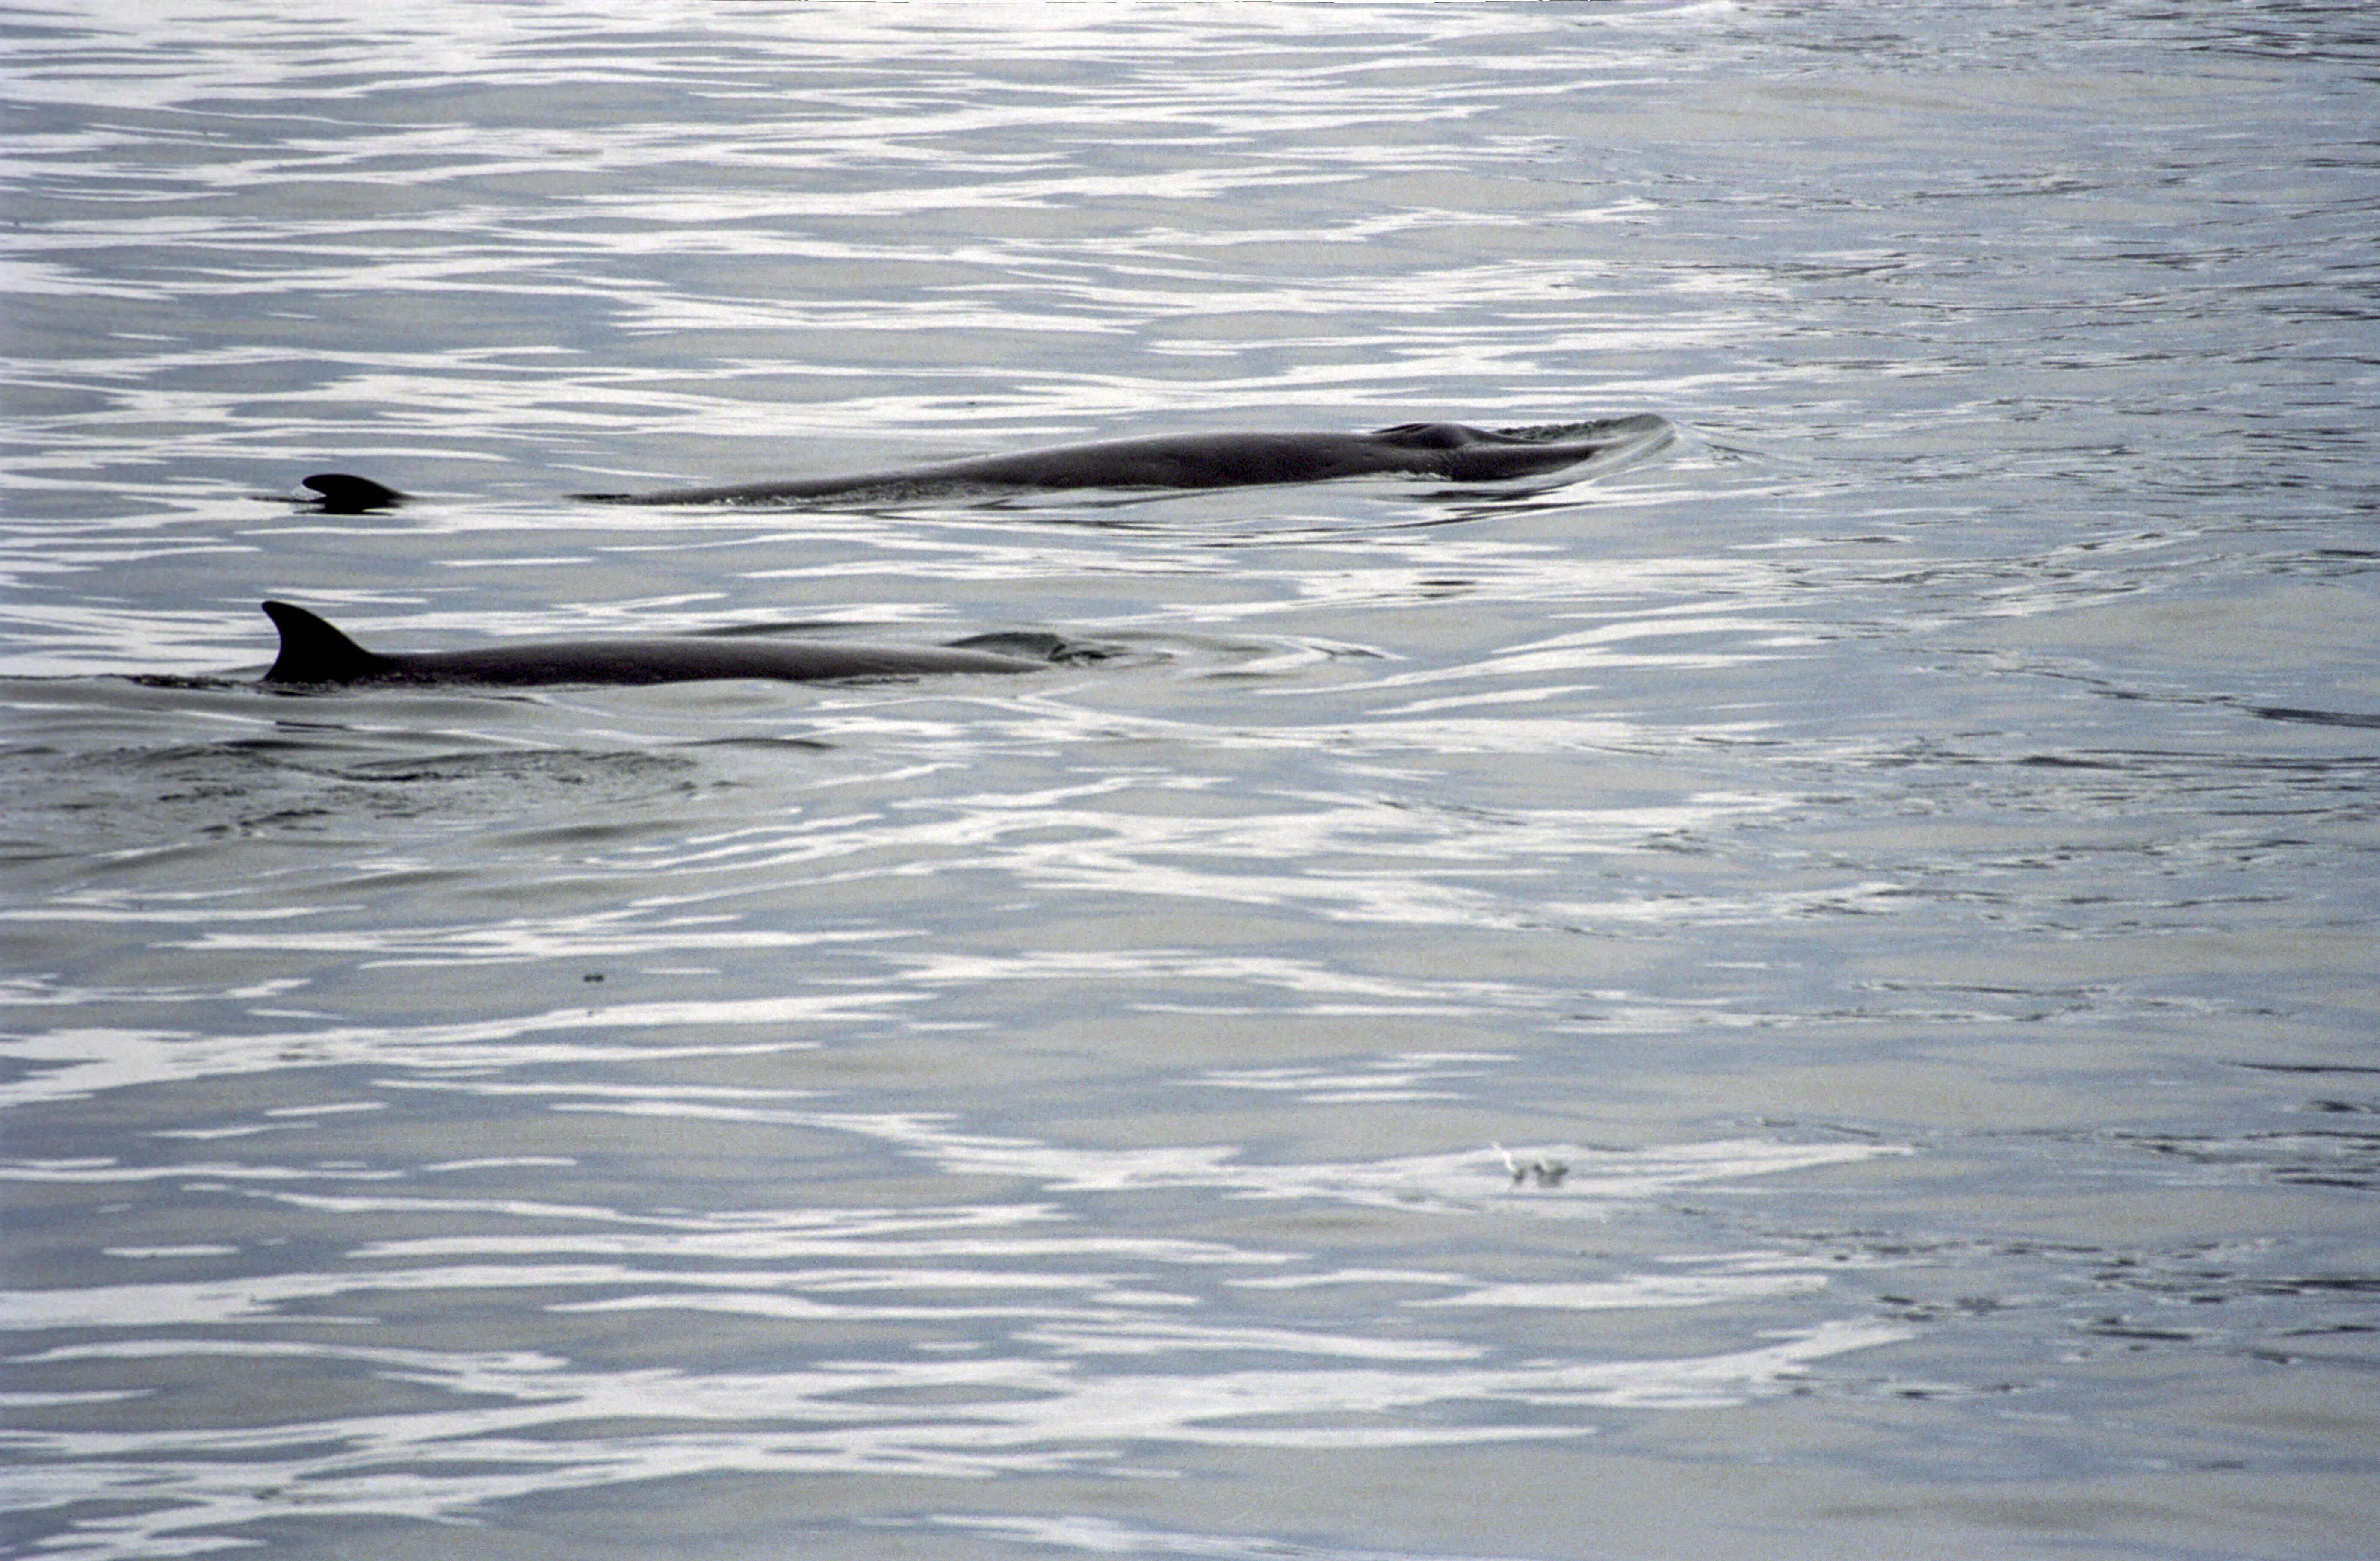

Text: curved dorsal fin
xmin=261 ymin=600 xmax=391 ymax=683
xmin=300 ymin=473 xmax=407 ymax=513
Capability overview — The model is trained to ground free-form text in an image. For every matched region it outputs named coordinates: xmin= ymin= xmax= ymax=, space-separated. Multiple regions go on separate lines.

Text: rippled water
xmin=4 ymin=3 xmax=2376 ymax=1559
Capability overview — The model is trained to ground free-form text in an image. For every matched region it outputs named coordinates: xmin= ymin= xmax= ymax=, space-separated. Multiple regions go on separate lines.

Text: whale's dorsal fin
xmin=261 ymin=600 xmax=392 ymax=683
xmin=300 ymin=473 xmax=407 ymax=513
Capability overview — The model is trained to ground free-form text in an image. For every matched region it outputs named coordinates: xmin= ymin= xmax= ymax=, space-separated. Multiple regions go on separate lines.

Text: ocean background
xmin=3 ymin=3 xmax=2374 ymax=1558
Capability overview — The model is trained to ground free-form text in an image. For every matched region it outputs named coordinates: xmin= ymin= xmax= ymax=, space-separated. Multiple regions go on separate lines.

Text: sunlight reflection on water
xmin=5 ymin=2 xmax=2377 ymax=1558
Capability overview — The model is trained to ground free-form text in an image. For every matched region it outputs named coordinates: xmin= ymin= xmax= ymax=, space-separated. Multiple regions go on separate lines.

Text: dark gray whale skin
xmin=572 ymin=415 xmax=1671 ymax=504
xmin=259 ymin=601 xmax=1049 ymax=687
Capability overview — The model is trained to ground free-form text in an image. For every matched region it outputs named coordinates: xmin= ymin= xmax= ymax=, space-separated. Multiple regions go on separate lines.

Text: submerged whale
xmin=258 ymin=601 xmax=1051 ymax=687
xmin=567 ymin=415 xmax=1671 ymax=505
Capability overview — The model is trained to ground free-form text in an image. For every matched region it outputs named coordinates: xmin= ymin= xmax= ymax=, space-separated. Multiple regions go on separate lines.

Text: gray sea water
xmin=3 ymin=4 xmax=2375 ymax=1558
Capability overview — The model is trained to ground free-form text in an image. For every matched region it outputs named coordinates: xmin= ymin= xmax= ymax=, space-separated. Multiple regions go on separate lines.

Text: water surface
xmin=3 ymin=4 xmax=2375 ymax=1559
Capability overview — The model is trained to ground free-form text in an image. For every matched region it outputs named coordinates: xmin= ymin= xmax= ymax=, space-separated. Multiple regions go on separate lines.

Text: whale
xmin=565 ymin=414 xmax=1672 ymax=505
xmin=258 ymin=601 xmax=1052 ymax=687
